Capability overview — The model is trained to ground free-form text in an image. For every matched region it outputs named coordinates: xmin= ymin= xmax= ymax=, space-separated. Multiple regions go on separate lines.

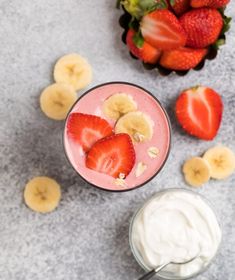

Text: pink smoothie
xmin=64 ymin=82 xmax=171 ymax=191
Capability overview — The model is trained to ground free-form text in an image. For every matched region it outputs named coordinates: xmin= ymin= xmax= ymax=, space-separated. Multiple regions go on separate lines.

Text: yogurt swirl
xmin=131 ymin=190 xmax=222 ymax=278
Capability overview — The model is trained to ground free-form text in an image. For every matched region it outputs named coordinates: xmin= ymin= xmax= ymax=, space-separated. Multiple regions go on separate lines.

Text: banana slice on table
xmin=54 ymin=53 xmax=92 ymax=90
xmin=203 ymin=145 xmax=235 ymax=180
xmin=24 ymin=177 xmax=61 ymax=213
xmin=183 ymin=157 xmax=211 ymax=187
xmin=103 ymin=93 xmax=137 ymax=120
xmin=115 ymin=111 xmax=153 ymax=143
xmin=40 ymin=83 xmax=77 ymax=120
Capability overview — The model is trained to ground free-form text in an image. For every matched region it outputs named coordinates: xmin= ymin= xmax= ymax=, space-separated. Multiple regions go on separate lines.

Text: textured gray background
xmin=0 ymin=1 xmax=234 ymax=279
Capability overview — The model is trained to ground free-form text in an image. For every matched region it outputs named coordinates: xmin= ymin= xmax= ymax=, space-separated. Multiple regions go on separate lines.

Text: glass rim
xmin=129 ymin=188 xmax=222 ymax=280
xmin=62 ymin=81 xmax=172 ymax=192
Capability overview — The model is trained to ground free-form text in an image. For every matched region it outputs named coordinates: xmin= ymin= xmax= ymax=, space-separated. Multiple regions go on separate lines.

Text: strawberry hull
xmin=119 ymin=8 xmax=230 ymax=75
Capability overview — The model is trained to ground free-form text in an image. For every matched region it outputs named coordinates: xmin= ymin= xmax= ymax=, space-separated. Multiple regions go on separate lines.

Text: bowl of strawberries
xmin=118 ymin=0 xmax=231 ymax=75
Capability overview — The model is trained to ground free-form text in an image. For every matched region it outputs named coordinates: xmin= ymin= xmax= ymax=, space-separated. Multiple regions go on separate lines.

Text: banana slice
xmin=115 ymin=111 xmax=153 ymax=143
xmin=203 ymin=145 xmax=235 ymax=179
xmin=24 ymin=177 xmax=61 ymax=213
xmin=40 ymin=83 xmax=77 ymax=120
xmin=103 ymin=93 xmax=137 ymax=120
xmin=183 ymin=157 xmax=211 ymax=187
xmin=54 ymin=53 xmax=92 ymax=90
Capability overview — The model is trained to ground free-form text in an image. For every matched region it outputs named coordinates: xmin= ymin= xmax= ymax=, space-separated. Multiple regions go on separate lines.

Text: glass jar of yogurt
xmin=129 ymin=189 xmax=222 ymax=279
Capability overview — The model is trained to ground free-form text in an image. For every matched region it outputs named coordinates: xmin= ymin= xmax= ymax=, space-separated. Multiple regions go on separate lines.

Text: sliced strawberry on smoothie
xmin=175 ymin=86 xmax=223 ymax=140
xmin=140 ymin=9 xmax=187 ymax=50
xmin=190 ymin=0 xmax=230 ymax=8
xmin=67 ymin=113 xmax=113 ymax=152
xmin=159 ymin=47 xmax=208 ymax=70
xmin=86 ymin=134 xmax=136 ymax=178
xmin=126 ymin=29 xmax=162 ymax=64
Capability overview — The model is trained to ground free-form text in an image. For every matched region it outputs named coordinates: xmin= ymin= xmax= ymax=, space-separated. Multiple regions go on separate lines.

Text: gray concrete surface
xmin=0 ymin=1 xmax=234 ymax=279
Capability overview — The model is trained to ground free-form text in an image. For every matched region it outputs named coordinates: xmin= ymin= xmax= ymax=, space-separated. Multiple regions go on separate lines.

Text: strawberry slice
xmin=126 ymin=29 xmax=162 ymax=64
xmin=140 ymin=9 xmax=187 ymax=50
xmin=67 ymin=113 xmax=113 ymax=152
xmin=175 ymin=86 xmax=223 ymax=140
xmin=160 ymin=47 xmax=208 ymax=70
xmin=86 ymin=134 xmax=136 ymax=178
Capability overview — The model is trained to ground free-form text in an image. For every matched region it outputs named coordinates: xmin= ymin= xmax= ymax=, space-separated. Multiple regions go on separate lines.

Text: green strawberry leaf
xmin=218 ymin=7 xmax=232 ymax=35
xmin=212 ymin=9 xmax=231 ymax=50
xmin=170 ymin=0 xmax=175 ymax=5
xmin=128 ymin=18 xmax=139 ymax=31
xmin=120 ymin=0 xmax=167 ymax=19
xmin=213 ymin=38 xmax=226 ymax=50
xmin=222 ymin=16 xmax=232 ymax=34
xmin=150 ymin=0 xmax=168 ymax=11
xmin=116 ymin=0 xmax=121 ymax=9
xmin=133 ymin=30 xmax=144 ymax=48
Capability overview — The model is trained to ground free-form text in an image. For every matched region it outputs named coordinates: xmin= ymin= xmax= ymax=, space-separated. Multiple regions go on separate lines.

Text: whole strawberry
xmin=190 ymin=0 xmax=230 ymax=8
xmin=126 ymin=29 xmax=161 ymax=64
xmin=169 ymin=0 xmax=190 ymax=15
xmin=180 ymin=8 xmax=223 ymax=48
xmin=160 ymin=47 xmax=207 ymax=70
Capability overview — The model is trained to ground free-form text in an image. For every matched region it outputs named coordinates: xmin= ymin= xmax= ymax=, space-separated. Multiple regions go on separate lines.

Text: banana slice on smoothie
xmin=115 ymin=111 xmax=153 ymax=143
xmin=40 ymin=83 xmax=77 ymax=120
xmin=54 ymin=53 xmax=92 ymax=90
xmin=183 ymin=157 xmax=211 ymax=187
xmin=24 ymin=177 xmax=61 ymax=213
xmin=203 ymin=145 xmax=235 ymax=179
xmin=103 ymin=93 xmax=137 ymax=120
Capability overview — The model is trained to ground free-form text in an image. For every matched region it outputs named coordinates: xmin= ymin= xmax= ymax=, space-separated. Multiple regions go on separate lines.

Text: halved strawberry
xmin=86 ymin=134 xmax=136 ymax=178
xmin=67 ymin=113 xmax=113 ymax=152
xmin=126 ymin=29 xmax=162 ymax=64
xmin=179 ymin=8 xmax=223 ymax=48
xmin=140 ymin=9 xmax=187 ymax=50
xmin=190 ymin=0 xmax=230 ymax=8
xmin=160 ymin=47 xmax=208 ymax=70
xmin=169 ymin=0 xmax=190 ymax=15
xmin=175 ymin=86 xmax=223 ymax=140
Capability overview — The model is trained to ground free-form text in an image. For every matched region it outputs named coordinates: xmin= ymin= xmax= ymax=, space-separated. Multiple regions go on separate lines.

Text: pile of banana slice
xmin=23 ymin=54 xmax=92 ymax=214
xmin=40 ymin=53 xmax=92 ymax=120
xmin=183 ymin=145 xmax=235 ymax=187
xmin=103 ymin=93 xmax=154 ymax=143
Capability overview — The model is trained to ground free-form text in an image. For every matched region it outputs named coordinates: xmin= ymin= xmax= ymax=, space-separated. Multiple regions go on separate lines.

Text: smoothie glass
xmin=63 ymin=82 xmax=171 ymax=192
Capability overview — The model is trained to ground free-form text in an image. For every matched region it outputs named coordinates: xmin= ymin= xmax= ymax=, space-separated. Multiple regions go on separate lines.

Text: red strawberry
xmin=169 ymin=0 xmax=190 ymax=15
xmin=190 ymin=0 xmax=230 ymax=8
xmin=140 ymin=9 xmax=187 ymax=50
xmin=126 ymin=29 xmax=161 ymax=64
xmin=191 ymin=0 xmax=211 ymax=7
xmin=175 ymin=86 xmax=223 ymax=140
xmin=86 ymin=134 xmax=136 ymax=178
xmin=159 ymin=47 xmax=207 ymax=70
xmin=67 ymin=113 xmax=113 ymax=152
xmin=179 ymin=8 xmax=223 ymax=48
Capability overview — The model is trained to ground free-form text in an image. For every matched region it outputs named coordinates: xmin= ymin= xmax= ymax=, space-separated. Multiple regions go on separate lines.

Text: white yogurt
xmin=131 ymin=190 xmax=222 ymax=278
